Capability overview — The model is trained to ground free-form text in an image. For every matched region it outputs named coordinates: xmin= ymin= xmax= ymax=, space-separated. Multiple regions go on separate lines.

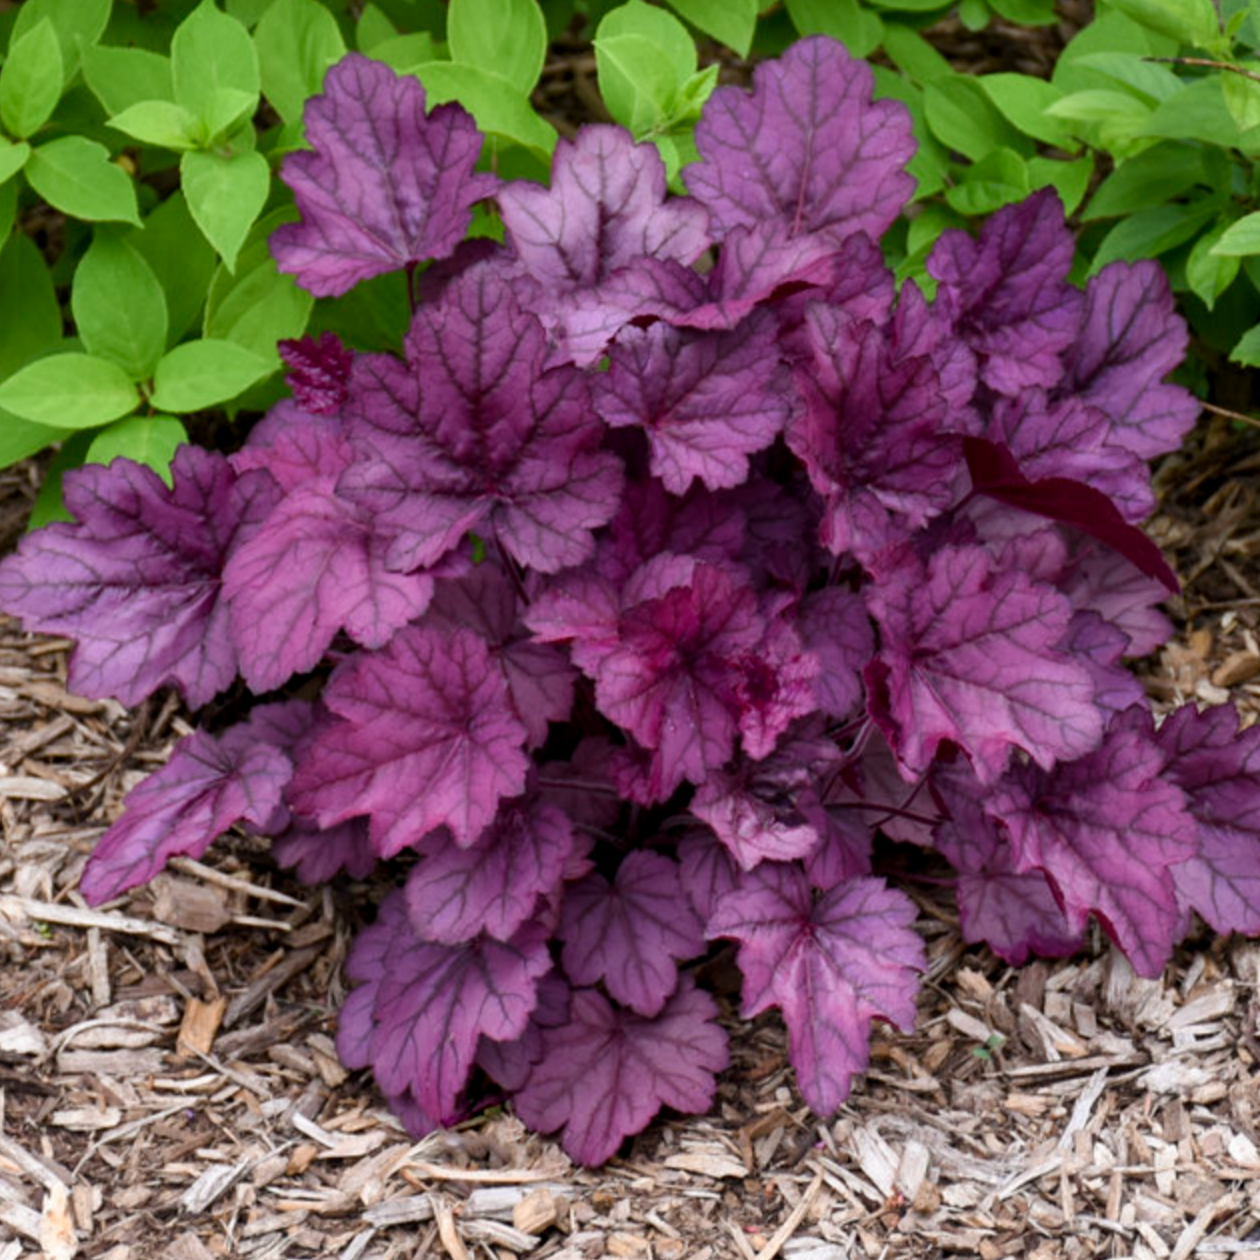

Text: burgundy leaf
xmin=932 ymin=766 xmax=1083 ymax=965
xmin=81 ymin=723 xmax=292 ymax=904
xmin=289 ymin=625 xmax=529 ymax=855
xmin=0 ymin=447 xmax=278 ymax=708
xmin=928 ymin=189 xmax=1083 ymax=394
xmin=1060 ymin=260 xmax=1199 ymax=460
xmin=789 ymin=308 xmax=962 ymax=564
xmin=963 ymin=437 xmax=1177 ymax=592
xmin=271 ymin=54 xmax=496 ymax=296
xmin=513 ymin=978 xmax=728 ymax=1165
xmin=708 ymin=864 xmax=924 ymax=1113
xmin=1157 ymin=703 xmax=1260 ymax=935
xmin=865 ymin=542 xmax=1102 ymax=782
xmin=405 ymin=797 xmax=579 ymax=943
xmin=731 ymin=616 xmax=821 ymax=760
xmin=686 ymin=37 xmax=915 ymax=245
xmin=272 ymin=816 xmax=376 ymax=884
xmin=990 ymin=707 xmax=1194 ymax=977
xmin=278 ymin=333 xmax=354 ymax=415
xmin=339 ymin=262 xmax=624 ymax=573
xmin=339 ymin=891 xmax=552 ymax=1120
xmin=499 ymin=125 xmax=710 ymax=294
xmin=595 ymin=312 xmax=794 ymax=494
xmin=559 ymin=851 xmax=705 ymax=1016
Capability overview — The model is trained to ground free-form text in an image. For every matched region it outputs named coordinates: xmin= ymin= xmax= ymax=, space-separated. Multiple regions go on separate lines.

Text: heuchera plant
xmin=5 ymin=39 xmax=1258 ymax=1166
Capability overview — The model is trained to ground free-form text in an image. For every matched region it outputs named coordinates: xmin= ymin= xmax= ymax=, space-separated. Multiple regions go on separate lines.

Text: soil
xmin=5 ymin=3 xmax=1260 ymax=1258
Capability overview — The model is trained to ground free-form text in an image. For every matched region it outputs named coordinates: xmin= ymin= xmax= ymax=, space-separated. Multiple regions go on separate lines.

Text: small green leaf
xmin=924 ymin=77 xmax=1025 ymax=162
xmin=979 ymin=73 xmax=1078 ymax=150
xmin=1071 ymin=52 xmax=1181 ymax=104
xmin=988 ymin=0 xmax=1055 ymax=23
xmin=1230 ymin=321 xmax=1260 ymax=366
xmin=598 ymin=0 xmax=695 ymax=82
xmin=150 ymin=338 xmax=273 ymax=411
xmin=180 ymin=148 xmax=269 ymax=270
xmin=1091 ymin=201 xmax=1221 ymax=273
xmin=416 ymin=61 xmax=556 ymax=157
xmin=882 ymin=24 xmax=953 ymax=83
xmin=25 ymin=137 xmax=140 ymax=224
xmin=958 ymin=0 xmax=991 ymax=30
xmin=72 ymin=232 xmax=169 ymax=379
xmin=0 ymin=181 xmax=15 ymax=243
xmin=1106 ymin=0 xmax=1220 ymax=48
xmin=28 ymin=431 xmax=91 ymax=529
xmin=1 ymin=19 xmax=64 ymax=139
xmin=1027 ymin=153 xmax=1094 ymax=216
xmin=0 ymin=409 xmax=64 ymax=467
xmin=82 ymin=45 xmax=175 ymax=115
xmin=1083 ymin=144 xmax=1205 ymax=221
xmin=200 ymin=85 xmax=259 ymax=143
xmin=1187 ymin=221 xmax=1241 ymax=309
xmin=172 ymin=0 xmax=261 ymax=129
xmin=1211 ymin=211 xmax=1260 ymax=256
xmin=663 ymin=0 xmax=757 ymax=56
xmin=596 ymin=33 xmax=679 ymax=135
xmin=129 ymin=191 xmax=218 ymax=344
xmin=365 ymin=33 xmax=438 ymax=74
xmin=254 ymin=0 xmax=345 ymax=128
xmin=448 ymin=0 xmax=546 ymax=95
xmin=1139 ymin=79 xmax=1242 ymax=146
xmin=783 ymin=0 xmax=881 ymax=58
xmin=0 ymin=353 xmax=140 ymax=428
xmin=108 ymin=99 xmax=199 ymax=150
xmin=1223 ymin=72 xmax=1260 ymax=133
xmin=11 ymin=0 xmax=110 ymax=80
xmin=945 ymin=146 xmax=1030 ymax=216
xmin=86 ymin=413 xmax=188 ymax=480
xmin=0 ymin=139 xmax=31 ymax=187
xmin=356 ymin=3 xmax=397 ymax=51
xmin=204 ymin=237 xmax=312 ymax=358
xmin=0 ymin=233 xmax=61 ymax=378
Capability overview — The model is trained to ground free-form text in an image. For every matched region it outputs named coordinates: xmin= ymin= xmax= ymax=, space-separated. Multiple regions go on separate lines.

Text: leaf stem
xmin=1144 ymin=56 xmax=1260 ymax=86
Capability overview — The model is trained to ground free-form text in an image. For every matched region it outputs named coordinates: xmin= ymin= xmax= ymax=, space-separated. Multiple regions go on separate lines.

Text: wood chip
xmin=1212 ymin=651 xmax=1260 ymax=688
xmin=435 ymin=1196 xmax=470 ymax=1260
xmin=176 ymin=996 xmax=227 ymax=1058
xmin=151 ymin=876 xmax=230 ymax=935
xmin=663 ymin=1150 xmax=749 ymax=1179
xmin=39 ymin=1182 xmax=77 ymax=1260
xmin=513 ymin=1188 xmax=560 ymax=1235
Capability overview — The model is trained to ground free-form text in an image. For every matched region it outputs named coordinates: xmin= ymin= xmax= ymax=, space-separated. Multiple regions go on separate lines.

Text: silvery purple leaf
xmin=271 ymin=55 xmax=496 ymax=296
xmin=797 ymin=587 xmax=875 ymax=720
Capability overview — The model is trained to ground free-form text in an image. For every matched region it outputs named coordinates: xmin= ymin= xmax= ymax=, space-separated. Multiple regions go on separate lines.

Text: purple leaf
xmin=963 ymin=437 xmax=1177 ymax=592
xmin=0 ymin=447 xmax=278 ymax=708
xmin=1060 ymin=260 xmax=1199 ymax=460
xmin=800 ymin=804 xmax=874 ymax=890
xmin=595 ymin=312 xmax=794 ymax=494
xmin=595 ymin=561 xmax=765 ymax=788
xmin=990 ymin=707 xmax=1194 ymax=977
xmin=405 ymin=797 xmax=579 ymax=943
xmin=789 ymin=308 xmax=962 ymax=564
xmin=559 ymin=851 xmax=705 ymax=1016
xmin=1061 ymin=542 xmax=1174 ymax=657
xmin=686 ymin=37 xmax=915 ymax=245
xmin=272 ymin=816 xmax=376 ymax=884
xmin=865 ymin=542 xmax=1102 ymax=782
xmin=1157 ymin=703 xmax=1260 ymax=936
xmin=797 ymin=587 xmax=875 ymax=719
xmin=81 ymin=723 xmax=292 ymax=904
xmin=1060 ymin=612 xmax=1145 ymax=722
xmin=928 ymin=189 xmax=1083 ymax=394
xmin=731 ymin=616 xmax=821 ymax=760
xmin=278 ymin=333 xmax=354 ymax=415
xmin=932 ymin=766 xmax=1083 ymax=965
xmin=339 ymin=891 xmax=552 ymax=1120
xmin=270 ymin=54 xmax=496 ymax=296
xmin=499 ymin=125 xmax=710 ymax=295
xmin=708 ymin=864 xmax=924 ymax=1113
xmin=513 ymin=978 xmax=728 ymax=1165
xmin=678 ymin=830 xmax=741 ymax=925
xmin=289 ymin=625 xmax=529 ymax=855
xmin=339 ymin=262 xmax=624 ymax=573
xmin=476 ymin=971 xmax=572 ymax=1092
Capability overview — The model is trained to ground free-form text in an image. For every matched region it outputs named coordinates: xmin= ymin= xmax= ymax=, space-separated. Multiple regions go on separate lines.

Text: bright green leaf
xmin=254 ymin=0 xmax=345 ymax=127
xmin=1083 ymin=144 xmax=1205 ymax=221
xmin=1091 ymin=200 xmax=1221 ymax=273
xmin=945 ymin=146 xmax=1030 ymax=216
xmin=1139 ymin=78 xmax=1243 ymax=145
xmin=1071 ymin=52 xmax=1181 ymax=104
xmin=0 ymin=234 xmax=61 ymax=378
xmin=72 ymin=232 xmax=168 ymax=379
xmin=28 ymin=431 xmax=91 ymax=530
xmin=416 ymin=61 xmax=556 ymax=157
xmin=365 ymin=33 xmax=438 ymax=74
xmin=0 ymin=410 xmax=64 ymax=467
xmin=25 ymin=136 xmax=140 ymax=224
xmin=1211 ymin=210 xmax=1260 ymax=256
xmin=1230 ymin=321 xmax=1260 ymax=366
xmin=1187 ymin=220 xmax=1242 ymax=309
xmin=1224 ymin=71 xmax=1260 ymax=133
xmin=865 ymin=0 xmax=948 ymax=10
xmin=150 ymin=338 xmax=272 ymax=411
xmin=0 ymin=180 xmax=15 ymax=243
xmin=226 ymin=0 xmax=273 ymax=25
xmin=1027 ymin=153 xmax=1094 ymax=216
xmin=0 ymin=353 xmax=139 ymax=428
xmin=448 ymin=0 xmax=546 ymax=94
xmin=200 ymin=85 xmax=259 ymax=142
xmin=356 ymin=3 xmax=397 ymax=51
xmin=180 ymin=147 xmax=269 ymax=270
xmin=596 ymin=33 xmax=679 ymax=135
xmin=108 ymin=99 xmax=199 ymax=150
xmin=1105 ymin=0 xmax=1220 ymax=48
xmin=171 ymin=0 xmax=260 ymax=127
xmin=989 ymin=0 xmax=1055 ymax=23
xmin=979 ymin=73 xmax=1078 ymax=150
xmin=0 ymin=139 xmax=31 ymax=187
xmin=783 ymin=0 xmax=881 ymax=58
xmin=11 ymin=0 xmax=110 ymax=80
xmin=81 ymin=45 xmax=174 ymax=115
xmin=663 ymin=0 xmax=756 ymax=56
xmin=924 ymin=78 xmax=1025 ymax=161
xmin=129 ymin=191 xmax=218 ymax=344
xmin=1 ymin=19 xmax=64 ymax=139
xmin=204 ymin=245 xmax=312 ymax=358
xmin=598 ymin=1 xmax=695 ymax=81
xmin=86 ymin=413 xmax=188 ymax=479
xmin=958 ymin=0 xmax=991 ymax=30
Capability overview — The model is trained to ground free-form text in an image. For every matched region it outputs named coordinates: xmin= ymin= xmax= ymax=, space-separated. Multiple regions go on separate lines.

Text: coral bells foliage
xmin=10 ymin=40 xmax=1260 ymax=1164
